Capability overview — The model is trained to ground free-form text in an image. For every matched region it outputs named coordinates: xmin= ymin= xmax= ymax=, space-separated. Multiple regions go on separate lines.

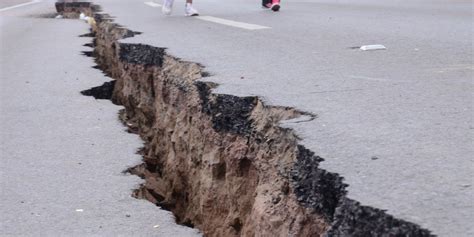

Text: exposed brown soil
xmin=55 ymin=2 xmax=95 ymax=18
xmin=89 ymin=11 xmax=327 ymax=237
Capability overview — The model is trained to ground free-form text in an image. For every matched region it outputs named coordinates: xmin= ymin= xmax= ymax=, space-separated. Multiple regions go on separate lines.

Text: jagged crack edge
xmin=69 ymin=3 xmax=435 ymax=236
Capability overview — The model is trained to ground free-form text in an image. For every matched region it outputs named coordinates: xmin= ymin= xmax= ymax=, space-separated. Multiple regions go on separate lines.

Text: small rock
xmin=272 ymin=196 xmax=281 ymax=204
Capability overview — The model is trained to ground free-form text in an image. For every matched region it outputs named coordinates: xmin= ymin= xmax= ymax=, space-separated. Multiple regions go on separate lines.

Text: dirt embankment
xmin=62 ymin=2 xmax=434 ymax=236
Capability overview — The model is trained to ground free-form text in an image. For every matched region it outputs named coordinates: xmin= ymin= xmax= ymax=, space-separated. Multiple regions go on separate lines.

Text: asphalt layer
xmin=90 ymin=0 xmax=473 ymax=236
xmin=0 ymin=0 xmax=32 ymax=9
xmin=1 ymin=0 xmax=472 ymax=236
xmin=0 ymin=2 xmax=200 ymax=236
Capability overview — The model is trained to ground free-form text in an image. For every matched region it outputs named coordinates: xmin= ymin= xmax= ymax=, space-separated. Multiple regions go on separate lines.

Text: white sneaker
xmin=185 ymin=3 xmax=199 ymax=16
xmin=162 ymin=0 xmax=174 ymax=15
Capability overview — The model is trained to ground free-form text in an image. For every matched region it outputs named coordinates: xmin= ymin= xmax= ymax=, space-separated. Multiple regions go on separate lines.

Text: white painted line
xmin=0 ymin=0 xmax=41 ymax=13
xmin=196 ymin=16 xmax=270 ymax=30
xmin=143 ymin=3 xmax=268 ymax=30
xmin=144 ymin=1 xmax=162 ymax=8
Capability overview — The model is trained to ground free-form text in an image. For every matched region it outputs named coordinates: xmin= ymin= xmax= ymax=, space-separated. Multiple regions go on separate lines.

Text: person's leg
xmin=185 ymin=0 xmax=199 ymax=16
xmin=162 ymin=0 xmax=174 ymax=15
xmin=262 ymin=0 xmax=271 ymax=8
xmin=262 ymin=0 xmax=280 ymax=11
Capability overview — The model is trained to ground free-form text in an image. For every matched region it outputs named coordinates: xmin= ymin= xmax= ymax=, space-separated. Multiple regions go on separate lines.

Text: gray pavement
xmin=0 ymin=1 xmax=31 ymax=9
xmin=1 ymin=0 xmax=472 ymax=236
xmin=0 ymin=2 xmax=199 ymax=236
xmin=91 ymin=0 xmax=473 ymax=236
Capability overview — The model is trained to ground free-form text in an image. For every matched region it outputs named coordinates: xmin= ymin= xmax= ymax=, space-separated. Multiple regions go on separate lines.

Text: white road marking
xmin=0 ymin=0 xmax=41 ymax=12
xmin=143 ymin=2 xmax=268 ymax=30
xmin=144 ymin=1 xmax=162 ymax=8
xmin=196 ymin=16 xmax=270 ymax=30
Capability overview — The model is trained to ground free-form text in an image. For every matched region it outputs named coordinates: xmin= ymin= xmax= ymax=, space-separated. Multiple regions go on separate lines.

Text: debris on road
xmin=360 ymin=44 xmax=387 ymax=51
xmin=87 ymin=17 xmax=96 ymax=27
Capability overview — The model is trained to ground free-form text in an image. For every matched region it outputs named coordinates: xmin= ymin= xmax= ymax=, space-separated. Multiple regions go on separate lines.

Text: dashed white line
xmin=196 ymin=16 xmax=270 ymax=30
xmin=0 ymin=0 xmax=41 ymax=12
xmin=144 ymin=1 xmax=162 ymax=8
xmin=143 ymin=2 xmax=269 ymax=30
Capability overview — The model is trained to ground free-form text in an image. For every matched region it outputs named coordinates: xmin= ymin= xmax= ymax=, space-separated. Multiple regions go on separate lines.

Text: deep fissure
xmin=60 ymin=2 xmax=434 ymax=236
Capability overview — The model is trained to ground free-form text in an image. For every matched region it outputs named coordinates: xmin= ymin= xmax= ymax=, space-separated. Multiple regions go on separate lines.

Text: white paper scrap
xmin=360 ymin=45 xmax=386 ymax=51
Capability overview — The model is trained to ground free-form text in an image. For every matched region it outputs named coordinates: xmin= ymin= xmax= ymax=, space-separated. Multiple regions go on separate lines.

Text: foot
xmin=270 ymin=0 xmax=280 ymax=11
xmin=162 ymin=0 xmax=174 ymax=15
xmin=185 ymin=3 xmax=199 ymax=16
xmin=262 ymin=0 xmax=271 ymax=8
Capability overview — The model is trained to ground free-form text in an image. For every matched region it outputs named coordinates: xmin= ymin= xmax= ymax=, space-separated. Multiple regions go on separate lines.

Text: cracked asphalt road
xmin=1 ymin=0 xmax=472 ymax=236
xmin=91 ymin=0 xmax=473 ymax=235
xmin=0 ymin=2 xmax=199 ymax=236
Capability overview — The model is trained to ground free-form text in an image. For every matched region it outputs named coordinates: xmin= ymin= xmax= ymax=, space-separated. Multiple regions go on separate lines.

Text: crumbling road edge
xmin=59 ymin=2 xmax=434 ymax=236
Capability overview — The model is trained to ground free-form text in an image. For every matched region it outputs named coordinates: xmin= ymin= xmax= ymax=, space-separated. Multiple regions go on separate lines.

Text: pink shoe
xmin=270 ymin=0 xmax=280 ymax=11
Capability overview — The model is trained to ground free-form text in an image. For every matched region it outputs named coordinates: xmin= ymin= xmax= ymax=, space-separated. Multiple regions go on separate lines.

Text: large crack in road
xmin=59 ymin=2 xmax=434 ymax=236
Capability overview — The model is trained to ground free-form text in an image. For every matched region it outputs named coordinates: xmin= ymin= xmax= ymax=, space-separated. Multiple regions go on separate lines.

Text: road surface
xmin=1 ymin=0 xmax=472 ymax=236
xmin=0 ymin=1 xmax=200 ymax=236
xmin=92 ymin=0 xmax=473 ymax=235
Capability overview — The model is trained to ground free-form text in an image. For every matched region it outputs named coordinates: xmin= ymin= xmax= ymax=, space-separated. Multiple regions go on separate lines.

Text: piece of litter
xmin=360 ymin=44 xmax=386 ymax=51
xmin=79 ymin=13 xmax=86 ymax=20
xmin=87 ymin=17 xmax=96 ymax=26
xmin=55 ymin=15 xmax=63 ymax=19
xmin=153 ymin=225 xmax=160 ymax=228
xmin=76 ymin=209 xmax=84 ymax=212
